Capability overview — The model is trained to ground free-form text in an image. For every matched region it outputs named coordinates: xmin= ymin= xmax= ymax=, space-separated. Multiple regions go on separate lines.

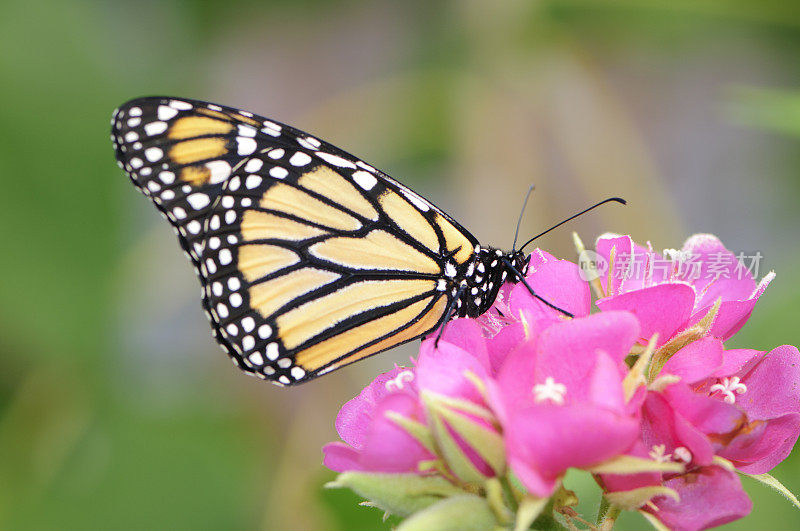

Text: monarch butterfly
xmin=111 ymin=97 xmax=622 ymax=386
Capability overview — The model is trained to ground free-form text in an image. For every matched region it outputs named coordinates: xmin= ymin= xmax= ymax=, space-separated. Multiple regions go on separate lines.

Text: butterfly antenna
xmin=512 ymin=184 xmax=536 ymax=252
xmin=517 ymin=197 xmax=627 ymax=252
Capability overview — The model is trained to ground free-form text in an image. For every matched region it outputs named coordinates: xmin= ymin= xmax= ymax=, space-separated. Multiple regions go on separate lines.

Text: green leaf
xmin=326 ymin=472 xmax=465 ymax=518
xmin=742 ymin=472 xmax=800 ymax=510
xmin=397 ymin=494 xmax=497 ymax=531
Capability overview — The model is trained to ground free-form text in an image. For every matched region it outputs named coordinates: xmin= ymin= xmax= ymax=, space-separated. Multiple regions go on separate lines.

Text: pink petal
xmin=436 ymin=318 xmax=490 ymax=367
xmin=358 ymin=393 xmax=434 ymax=472
xmin=505 ymin=405 xmax=639 ymax=490
xmin=494 ymin=339 xmax=539 ymax=413
xmin=736 ymin=345 xmax=800 ymax=420
xmin=648 ymin=466 xmax=752 ymax=531
xmin=485 ymin=321 xmax=526 ymax=375
xmin=641 ymin=390 xmax=716 ymax=468
xmin=663 ymin=385 xmax=743 ymax=444
xmin=322 ymin=442 xmax=364 ymax=472
xmin=588 ymin=350 xmax=628 ymax=412
xmin=596 ymin=283 xmax=695 ymax=346
xmin=596 ymin=235 xmax=633 ymax=295
xmin=416 ymin=339 xmax=489 ymax=404
xmin=661 ymin=337 xmax=724 ymax=384
xmin=713 ymin=348 xmax=761 ymax=378
xmin=680 ymin=234 xmax=755 ymax=297
xmin=510 ymin=250 xmax=591 ymax=319
xmin=537 ymin=311 xmax=640 ymax=368
xmin=335 ymin=367 xmax=415 ymax=449
xmin=696 ymin=277 xmax=756 ymax=309
xmin=689 ymin=299 xmax=756 ymax=341
xmin=507 ymin=455 xmax=560 ymax=498
xmin=719 ymin=413 xmax=800 ymax=474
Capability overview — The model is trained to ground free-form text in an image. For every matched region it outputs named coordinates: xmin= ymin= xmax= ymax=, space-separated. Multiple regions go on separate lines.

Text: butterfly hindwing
xmin=112 ymin=96 xmax=481 ymax=385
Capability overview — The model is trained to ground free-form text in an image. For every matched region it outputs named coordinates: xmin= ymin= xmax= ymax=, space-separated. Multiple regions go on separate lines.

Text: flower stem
xmin=499 ymin=474 xmax=521 ymax=511
xmin=599 ymin=505 xmax=621 ymax=531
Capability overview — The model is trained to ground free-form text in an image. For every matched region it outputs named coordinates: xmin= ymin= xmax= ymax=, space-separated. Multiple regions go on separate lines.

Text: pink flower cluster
xmin=324 ymin=234 xmax=799 ymax=531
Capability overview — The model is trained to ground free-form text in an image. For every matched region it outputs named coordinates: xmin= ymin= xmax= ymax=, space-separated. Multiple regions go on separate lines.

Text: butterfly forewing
xmin=112 ymin=96 xmax=480 ymax=385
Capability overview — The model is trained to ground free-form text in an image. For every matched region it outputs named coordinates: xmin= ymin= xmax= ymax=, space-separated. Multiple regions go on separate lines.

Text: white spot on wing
xmin=289 ymin=152 xmax=312 ymax=166
xmin=157 ymin=105 xmax=178 ymax=121
xmin=205 ymin=160 xmax=232 ymax=184
xmin=316 ymin=151 xmax=355 ymax=169
xmin=402 ymin=190 xmax=430 ymax=211
xmin=237 ymin=137 xmax=257 ymax=156
xmin=187 ymin=193 xmax=210 ymax=210
xmin=144 ymin=147 xmax=163 ymax=162
xmin=238 ymin=124 xmax=257 ymax=137
xmin=269 ymin=167 xmax=288 ymax=179
xmin=244 ymin=159 xmax=263 ymax=173
xmin=169 ymin=100 xmax=193 ymax=110
xmin=144 ymin=121 xmax=168 ymax=136
xmin=352 ymin=170 xmax=377 ymax=190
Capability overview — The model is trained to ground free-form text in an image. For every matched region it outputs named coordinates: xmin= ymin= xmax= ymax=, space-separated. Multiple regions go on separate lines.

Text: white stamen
xmin=709 ymin=376 xmax=747 ymax=404
xmin=385 ymin=370 xmax=415 ymax=392
xmin=673 ymin=446 xmax=692 ymax=464
xmin=533 ymin=377 xmax=567 ymax=405
xmin=648 ymin=444 xmax=672 ymax=463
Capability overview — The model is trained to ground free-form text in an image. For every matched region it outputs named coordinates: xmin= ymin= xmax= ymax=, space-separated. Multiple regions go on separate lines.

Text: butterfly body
xmin=111 ymin=97 xmax=527 ymax=385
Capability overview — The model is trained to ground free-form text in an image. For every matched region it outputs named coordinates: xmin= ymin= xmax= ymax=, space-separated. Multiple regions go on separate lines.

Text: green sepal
xmin=484 ymin=477 xmax=514 ymax=524
xmin=640 ymin=510 xmax=671 ymax=531
xmin=648 ymin=298 xmax=721 ymax=381
xmin=435 ymin=398 xmax=505 ymax=475
xmin=385 ymin=410 xmax=436 ymax=454
xmin=326 ymin=471 xmax=465 ymax=518
xmin=604 ymin=486 xmax=679 ymax=511
xmin=588 ymin=454 xmax=684 ymax=475
xmin=742 ymin=472 xmax=800 ymax=510
xmin=514 ymin=495 xmax=549 ymax=531
xmin=396 ymin=494 xmax=497 ymax=531
xmin=711 ymin=455 xmax=736 ymax=472
xmin=422 ymin=391 xmax=488 ymax=484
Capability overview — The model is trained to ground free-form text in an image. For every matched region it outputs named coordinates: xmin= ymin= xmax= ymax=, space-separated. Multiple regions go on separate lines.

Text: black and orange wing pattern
xmin=111 ymin=96 xmax=482 ymax=385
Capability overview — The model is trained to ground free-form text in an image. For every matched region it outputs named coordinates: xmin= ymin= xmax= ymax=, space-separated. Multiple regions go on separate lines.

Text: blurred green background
xmin=2 ymin=0 xmax=800 ymax=529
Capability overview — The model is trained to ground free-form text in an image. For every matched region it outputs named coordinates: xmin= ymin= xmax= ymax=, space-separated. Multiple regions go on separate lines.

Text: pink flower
xmin=491 ymin=312 xmax=642 ymax=496
xmin=599 ymin=340 xmax=800 ymax=529
xmin=647 ymin=466 xmax=753 ymax=531
xmin=599 ymin=386 xmax=754 ymax=530
xmin=594 ymin=234 xmax=773 ymax=345
xmin=675 ymin=342 xmax=800 ymax=473
xmin=323 ymin=366 xmax=434 ymax=473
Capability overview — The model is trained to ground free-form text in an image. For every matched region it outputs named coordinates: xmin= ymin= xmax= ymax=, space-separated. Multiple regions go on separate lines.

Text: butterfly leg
xmin=433 ymin=284 xmax=468 ymax=347
xmin=500 ymin=257 xmax=574 ymax=318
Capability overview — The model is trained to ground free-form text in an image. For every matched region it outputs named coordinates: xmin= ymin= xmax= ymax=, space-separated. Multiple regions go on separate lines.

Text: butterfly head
xmin=456 ymin=246 xmax=529 ymax=318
